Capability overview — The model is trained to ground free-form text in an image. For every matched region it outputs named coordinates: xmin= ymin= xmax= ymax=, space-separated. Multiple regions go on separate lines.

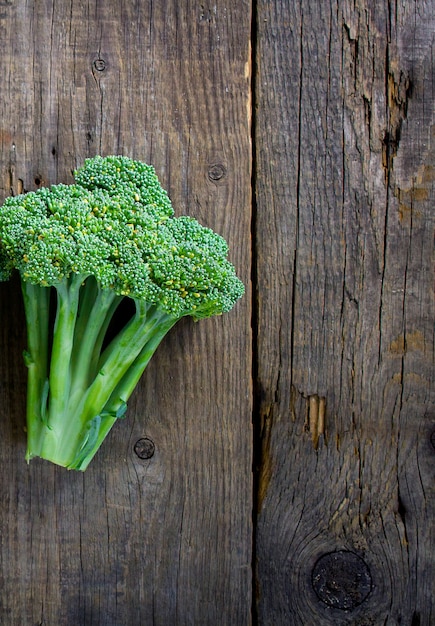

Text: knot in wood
xmin=208 ymin=163 xmax=227 ymax=182
xmin=311 ymin=550 xmax=372 ymax=611
xmin=134 ymin=437 xmax=155 ymax=460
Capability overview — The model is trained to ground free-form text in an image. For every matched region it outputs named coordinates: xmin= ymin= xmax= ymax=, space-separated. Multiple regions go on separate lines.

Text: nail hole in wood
xmin=93 ymin=58 xmax=106 ymax=72
xmin=134 ymin=437 xmax=155 ymax=460
xmin=208 ymin=163 xmax=227 ymax=182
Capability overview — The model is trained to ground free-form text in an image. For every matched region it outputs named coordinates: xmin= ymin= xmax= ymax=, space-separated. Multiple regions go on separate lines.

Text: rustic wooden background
xmin=0 ymin=1 xmax=433 ymax=624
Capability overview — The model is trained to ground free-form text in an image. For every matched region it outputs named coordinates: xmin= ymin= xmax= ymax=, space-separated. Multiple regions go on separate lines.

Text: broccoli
xmin=0 ymin=155 xmax=244 ymax=470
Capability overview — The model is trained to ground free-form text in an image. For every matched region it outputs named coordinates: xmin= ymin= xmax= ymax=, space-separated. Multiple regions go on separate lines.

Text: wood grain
xmin=2 ymin=0 xmax=434 ymax=623
xmin=254 ymin=0 xmax=434 ymax=624
xmin=0 ymin=1 xmax=252 ymax=624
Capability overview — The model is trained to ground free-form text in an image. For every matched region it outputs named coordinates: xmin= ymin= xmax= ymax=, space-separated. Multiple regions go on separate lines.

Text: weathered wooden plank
xmin=0 ymin=1 xmax=252 ymax=624
xmin=255 ymin=0 xmax=434 ymax=624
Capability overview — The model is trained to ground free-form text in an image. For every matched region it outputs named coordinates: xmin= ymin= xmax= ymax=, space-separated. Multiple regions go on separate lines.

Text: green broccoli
xmin=0 ymin=155 xmax=244 ymax=470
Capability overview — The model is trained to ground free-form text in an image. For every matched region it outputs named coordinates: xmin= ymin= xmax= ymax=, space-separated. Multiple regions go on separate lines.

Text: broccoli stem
xmin=69 ymin=277 xmax=122 ymax=401
xmin=24 ymin=280 xmax=177 ymax=470
xmin=22 ymin=281 xmax=51 ymax=461
xmin=67 ymin=307 xmax=178 ymax=470
xmin=24 ymin=276 xmax=83 ymax=462
xmin=47 ymin=275 xmax=83 ymax=421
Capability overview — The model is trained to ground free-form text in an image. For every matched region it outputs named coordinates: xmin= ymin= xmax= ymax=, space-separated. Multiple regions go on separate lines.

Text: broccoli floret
xmin=74 ymin=155 xmax=174 ymax=221
xmin=0 ymin=155 xmax=244 ymax=470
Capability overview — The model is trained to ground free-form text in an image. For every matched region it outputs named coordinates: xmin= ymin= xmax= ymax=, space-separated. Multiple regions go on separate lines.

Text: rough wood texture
xmin=0 ymin=2 xmax=252 ymax=624
xmin=1 ymin=0 xmax=434 ymax=624
xmin=255 ymin=1 xmax=434 ymax=624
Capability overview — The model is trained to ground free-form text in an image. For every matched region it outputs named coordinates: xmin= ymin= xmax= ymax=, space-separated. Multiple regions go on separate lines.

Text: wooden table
xmin=0 ymin=1 xmax=433 ymax=624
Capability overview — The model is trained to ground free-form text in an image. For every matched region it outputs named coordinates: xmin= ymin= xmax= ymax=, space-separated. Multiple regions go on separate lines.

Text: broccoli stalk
xmin=0 ymin=156 xmax=244 ymax=470
xmin=24 ymin=276 xmax=177 ymax=470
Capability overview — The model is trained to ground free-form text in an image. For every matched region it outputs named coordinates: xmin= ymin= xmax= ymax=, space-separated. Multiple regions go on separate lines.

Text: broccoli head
xmin=0 ymin=155 xmax=244 ymax=470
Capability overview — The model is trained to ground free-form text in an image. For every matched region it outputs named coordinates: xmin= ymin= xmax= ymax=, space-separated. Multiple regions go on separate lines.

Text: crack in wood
xmin=256 ymin=401 xmax=274 ymax=513
xmin=308 ymin=394 xmax=326 ymax=450
xmin=382 ymin=69 xmax=412 ymax=181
